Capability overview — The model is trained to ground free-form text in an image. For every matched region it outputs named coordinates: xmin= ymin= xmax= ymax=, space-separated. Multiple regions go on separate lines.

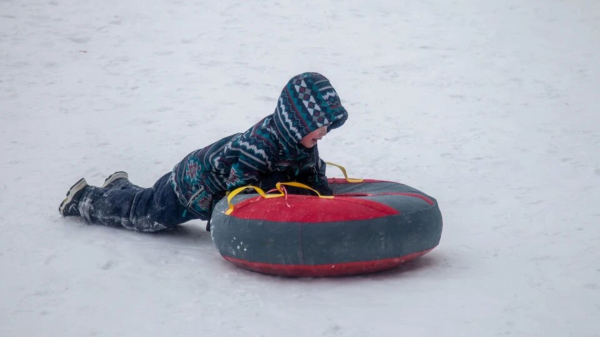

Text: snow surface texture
xmin=1 ymin=0 xmax=599 ymax=336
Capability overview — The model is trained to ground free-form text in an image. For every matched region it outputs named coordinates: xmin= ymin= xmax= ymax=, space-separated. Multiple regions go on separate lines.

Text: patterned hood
xmin=272 ymin=72 xmax=348 ymax=146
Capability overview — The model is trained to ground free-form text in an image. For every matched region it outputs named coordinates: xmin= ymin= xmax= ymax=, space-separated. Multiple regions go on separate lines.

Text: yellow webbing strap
xmin=325 ymin=162 xmax=363 ymax=183
xmin=226 ymin=185 xmax=272 ymax=215
xmin=225 ymin=182 xmax=333 ymax=215
xmin=275 ymin=182 xmax=334 ymax=199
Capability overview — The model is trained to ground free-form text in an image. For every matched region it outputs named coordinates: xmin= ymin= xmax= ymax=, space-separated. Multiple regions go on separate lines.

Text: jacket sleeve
xmin=225 ymin=159 xmax=266 ymax=191
xmin=224 ymin=134 xmax=274 ymax=191
xmin=296 ymin=147 xmax=333 ymax=196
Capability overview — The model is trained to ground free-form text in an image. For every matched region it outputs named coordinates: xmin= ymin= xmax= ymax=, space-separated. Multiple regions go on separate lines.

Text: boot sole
xmin=59 ymin=178 xmax=88 ymax=216
xmin=102 ymin=171 xmax=129 ymax=188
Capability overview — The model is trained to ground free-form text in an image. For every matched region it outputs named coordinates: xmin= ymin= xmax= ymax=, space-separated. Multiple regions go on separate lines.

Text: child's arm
xmin=225 ymin=160 xmax=266 ymax=191
xmin=224 ymin=138 xmax=274 ymax=191
xmin=296 ymin=158 xmax=333 ymax=196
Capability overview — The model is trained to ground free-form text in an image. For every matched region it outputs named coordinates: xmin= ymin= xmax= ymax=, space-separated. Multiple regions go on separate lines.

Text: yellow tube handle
xmin=276 ymin=182 xmax=334 ymax=199
xmin=225 ymin=181 xmax=335 ymax=215
xmin=225 ymin=185 xmax=272 ymax=215
xmin=325 ymin=162 xmax=363 ymax=183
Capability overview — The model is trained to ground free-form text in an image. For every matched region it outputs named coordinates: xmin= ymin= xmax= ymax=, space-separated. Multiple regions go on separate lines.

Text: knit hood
xmin=272 ymin=73 xmax=348 ymax=147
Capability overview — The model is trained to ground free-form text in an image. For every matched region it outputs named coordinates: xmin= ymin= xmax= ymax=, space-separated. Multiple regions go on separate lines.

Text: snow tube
xmin=210 ymin=167 xmax=443 ymax=277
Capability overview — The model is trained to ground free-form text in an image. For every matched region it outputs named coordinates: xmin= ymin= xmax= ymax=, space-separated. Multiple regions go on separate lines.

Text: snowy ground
xmin=1 ymin=0 xmax=599 ymax=336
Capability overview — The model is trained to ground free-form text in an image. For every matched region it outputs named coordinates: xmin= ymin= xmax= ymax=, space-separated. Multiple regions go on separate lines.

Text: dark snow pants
xmin=78 ymin=173 xmax=197 ymax=232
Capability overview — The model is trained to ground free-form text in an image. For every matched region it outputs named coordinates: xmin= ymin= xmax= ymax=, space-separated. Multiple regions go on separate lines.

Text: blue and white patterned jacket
xmin=171 ymin=72 xmax=348 ymax=219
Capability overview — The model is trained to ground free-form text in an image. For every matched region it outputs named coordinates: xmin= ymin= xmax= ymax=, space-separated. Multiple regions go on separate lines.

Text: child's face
xmin=300 ymin=126 xmax=328 ymax=148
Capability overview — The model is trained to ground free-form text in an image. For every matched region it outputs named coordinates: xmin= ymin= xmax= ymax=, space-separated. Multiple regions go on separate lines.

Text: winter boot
xmin=102 ymin=171 xmax=129 ymax=189
xmin=58 ymin=178 xmax=88 ymax=216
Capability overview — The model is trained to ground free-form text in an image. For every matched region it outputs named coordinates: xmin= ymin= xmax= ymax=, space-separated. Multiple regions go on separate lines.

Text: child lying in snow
xmin=59 ymin=72 xmax=348 ymax=232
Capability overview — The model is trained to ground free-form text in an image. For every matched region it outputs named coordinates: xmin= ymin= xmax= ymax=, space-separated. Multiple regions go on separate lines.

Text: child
xmin=58 ymin=72 xmax=348 ymax=232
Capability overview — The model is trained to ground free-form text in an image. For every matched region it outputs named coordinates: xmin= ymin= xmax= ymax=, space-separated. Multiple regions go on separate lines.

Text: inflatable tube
xmin=210 ymin=177 xmax=443 ymax=277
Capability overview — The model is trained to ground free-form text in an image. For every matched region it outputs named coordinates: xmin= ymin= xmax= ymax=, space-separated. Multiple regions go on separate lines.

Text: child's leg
xmin=105 ymin=179 xmax=143 ymax=191
xmin=102 ymin=171 xmax=143 ymax=191
xmin=78 ymin=173 xmax=195 ymax=232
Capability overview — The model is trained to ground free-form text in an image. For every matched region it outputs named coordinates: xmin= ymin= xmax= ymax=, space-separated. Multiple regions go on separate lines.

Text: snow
xmin=1 ymin=0 xmax=599 ymax=336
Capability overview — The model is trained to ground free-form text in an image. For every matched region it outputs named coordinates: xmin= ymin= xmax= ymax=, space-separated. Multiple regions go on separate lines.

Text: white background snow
xmin=1 ymin=0 xmax=599 ymax=336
